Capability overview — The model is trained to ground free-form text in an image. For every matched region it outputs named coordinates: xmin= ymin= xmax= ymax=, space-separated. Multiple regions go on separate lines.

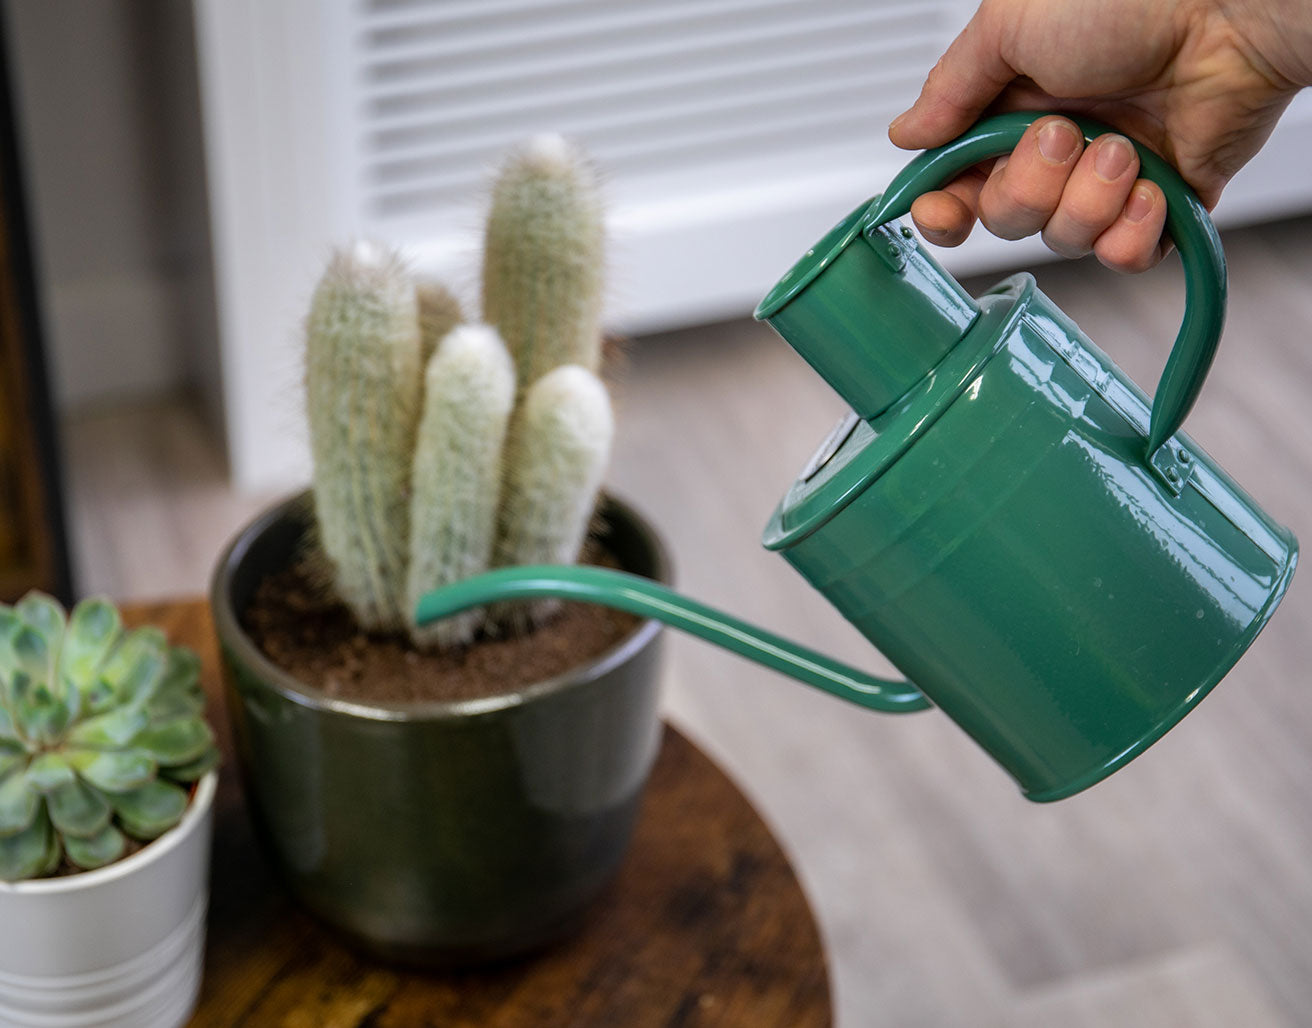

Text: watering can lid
xmin=764 ymin=281 xmax=1024 ymax=551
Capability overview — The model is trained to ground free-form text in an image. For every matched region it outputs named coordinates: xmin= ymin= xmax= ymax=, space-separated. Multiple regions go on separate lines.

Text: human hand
xmin=889 ymin=0 xmax=1309 ymax=272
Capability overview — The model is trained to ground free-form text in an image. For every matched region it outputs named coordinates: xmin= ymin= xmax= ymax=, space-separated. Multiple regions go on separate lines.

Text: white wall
xmin=195 ymin=0 xmax=1312 ymax=494
xmin=4 ymin=0 xmax=220 ymax=419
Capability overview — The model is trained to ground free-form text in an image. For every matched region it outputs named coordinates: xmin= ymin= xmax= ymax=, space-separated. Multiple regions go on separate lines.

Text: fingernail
xmin=1125 ymin=185 xmax=1155 ymax=223
xmin=1095 ymin=136 xmax=1134 ymax=182
xmin=1038 ymin=121 xmax=1079 ymax=163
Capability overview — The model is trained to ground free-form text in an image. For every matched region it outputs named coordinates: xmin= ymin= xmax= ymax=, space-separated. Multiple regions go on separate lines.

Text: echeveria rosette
xmin=0 ymin=592 xmax=218 ymax=881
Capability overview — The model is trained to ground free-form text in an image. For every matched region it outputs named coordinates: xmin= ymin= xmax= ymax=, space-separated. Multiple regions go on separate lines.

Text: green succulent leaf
xmin=146 ymin=685 xmax=204 ymax=722
xmin=0 ymin=606 xmax=19 ymax=643
xmin=132 ymin=717 xmax=214 ymax=766
xmin=82 ymin=679 xmax=117 ymax=717
xmin=0 ymin=704 xmax=16 ymax=744
xmin=99 ymin=627 xmax=167 ymax=705
xmin=15 ymin=591 xmax=65 ymax=640
xmin=60 ymin=597 xmax=123 ymax=696
xmin=7 ymin=671 xmax=32 ymax=738
xmin=158 ymin=646 xmax=200 ymax=694
xmin=111 ymin=779 xmax=187 ymax=840
xmin=0 ymin=810 xmax=55 ymax=881
xmin=66 ymin=704 xmax=149 ymax=749
xmin=26 ymin=752 xmax=75 ymax=792
xmin=46 ymin=776 xmax=112 ymax=838
xmin=10 ymin=627 xmax=51 ymax=689
xmin=161 ymin=747 xmax=218 ymax=784
xmin=15 ymin=683 xmax=70 ymax=747
xmin=63 ymin=822 xmax=126 ymax=870
xmin=0 ymin=746 xmax=24 ymax=780
xmin=146 ymin=648 xmax=203 ymax=718
xmin=0 ymin=769 xmax=38 ymax=837
xmin=65 ymin=748 xmax=155 ymax=793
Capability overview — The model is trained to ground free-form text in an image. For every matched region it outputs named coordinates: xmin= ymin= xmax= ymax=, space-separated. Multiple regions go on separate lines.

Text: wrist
xmin=1218 ymin=0 xmax=1312 ymax=87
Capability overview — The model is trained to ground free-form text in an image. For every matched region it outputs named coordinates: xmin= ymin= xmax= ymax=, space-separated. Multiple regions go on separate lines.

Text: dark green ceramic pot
xmin=210 ymin=492 xmax=668 ymax=965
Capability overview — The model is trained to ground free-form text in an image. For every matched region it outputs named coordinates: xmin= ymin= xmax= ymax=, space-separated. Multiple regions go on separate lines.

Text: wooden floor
xmin=65 ymin=216 xmax=1312 ymax=1027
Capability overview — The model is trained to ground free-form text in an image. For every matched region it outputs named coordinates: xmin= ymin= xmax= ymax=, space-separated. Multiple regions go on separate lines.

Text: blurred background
xmin=3 ymin=1 xmax=1312 ymax=1025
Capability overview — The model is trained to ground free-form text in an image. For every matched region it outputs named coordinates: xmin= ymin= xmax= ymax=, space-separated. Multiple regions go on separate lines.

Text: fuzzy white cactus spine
xmin=493 ymin=365 xmax=614 ymax=632
xmin=406 ymin=325 xmax=516 ymax=649
xmin=305 ymin=242 xmax=421 ymax=632
xmin=482 ymin=134 xmax=605 ymax=387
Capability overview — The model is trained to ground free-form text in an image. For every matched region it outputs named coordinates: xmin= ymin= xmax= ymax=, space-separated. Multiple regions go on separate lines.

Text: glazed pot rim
xmin=0 ymin=772 xmax=217 ymax=895
xmin=209 ymin=489 xmax=671 ymax=722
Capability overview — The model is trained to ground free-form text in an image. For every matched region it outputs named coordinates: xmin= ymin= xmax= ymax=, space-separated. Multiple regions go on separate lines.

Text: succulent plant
xmin=305 ymin=134 xmax=613 ymax=648
xmin=0 ymin=593 xmax=218 ymax=881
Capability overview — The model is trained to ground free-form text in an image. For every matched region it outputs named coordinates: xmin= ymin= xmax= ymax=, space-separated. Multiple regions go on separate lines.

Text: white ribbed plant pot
xmin=0 ymin=772 xmax=216 ymax=1028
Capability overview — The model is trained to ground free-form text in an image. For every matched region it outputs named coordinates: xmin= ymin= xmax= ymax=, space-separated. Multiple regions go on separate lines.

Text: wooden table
xmin=125 ymin=600 xmax=832 ymax=1027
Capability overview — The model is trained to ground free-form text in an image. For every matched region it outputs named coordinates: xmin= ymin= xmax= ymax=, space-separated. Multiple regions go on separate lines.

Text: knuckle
xmin=1095 ymin=237 xmax=1154 ymax=275
xmin=979 ymin=181 xmax=1054 ymax=239
xmin=1060 ymin=196 xmax=1119 ymax=233
xmin=1041 ymin=226 xmax=1091 ymax=259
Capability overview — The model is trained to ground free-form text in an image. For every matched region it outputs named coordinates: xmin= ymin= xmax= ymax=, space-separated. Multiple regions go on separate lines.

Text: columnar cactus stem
xmin=493 ymin=365 xmax=613 ymax=632
xmin=305 ymin=242 xmax=421 ymax=632
xmin=416 ymin=279 xmax=464 ymax=367
xmin=407 ymin=325 xmax=516 ymax=649
xmin=482 ymin=134 xmax=605 ymax=388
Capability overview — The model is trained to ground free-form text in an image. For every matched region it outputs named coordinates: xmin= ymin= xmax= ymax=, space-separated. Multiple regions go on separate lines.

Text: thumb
xmin=890 ymin=8 xmax=1015 ymax=150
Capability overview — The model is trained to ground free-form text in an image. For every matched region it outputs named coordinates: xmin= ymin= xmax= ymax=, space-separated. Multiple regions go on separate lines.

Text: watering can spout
xmin=413 ymin=566 xmax=932 ymax=715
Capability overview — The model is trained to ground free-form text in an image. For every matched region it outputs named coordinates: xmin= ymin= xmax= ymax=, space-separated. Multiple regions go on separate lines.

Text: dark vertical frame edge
xmin=0 ymin=3 xmax=73 ymax=603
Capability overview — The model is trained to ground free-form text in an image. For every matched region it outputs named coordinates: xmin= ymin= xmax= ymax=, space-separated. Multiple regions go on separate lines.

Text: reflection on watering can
xmin=416 ymin=112 xmax=1297 ymax=803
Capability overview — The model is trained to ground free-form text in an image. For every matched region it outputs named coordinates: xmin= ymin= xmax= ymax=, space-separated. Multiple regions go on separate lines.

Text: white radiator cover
xmin=194 ymin=0 xmax=1312 ymax=492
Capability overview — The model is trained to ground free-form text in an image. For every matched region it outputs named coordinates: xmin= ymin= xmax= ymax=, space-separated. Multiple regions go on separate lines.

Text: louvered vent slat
xmin=362 ymin=2 xmax=924 ymax=95
xmin=352 ymin=0 xmax=952 ymax=229
xmin=363 ymin=0 xmax=815 ymax=69
xmin=369 ymin=66 xmax=919 ymax=198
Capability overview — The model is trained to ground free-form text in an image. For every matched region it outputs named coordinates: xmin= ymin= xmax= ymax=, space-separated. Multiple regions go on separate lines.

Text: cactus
xmin=0 ymin=593 xmax=218 ymax=880
xmin=305 ymin=242 xmax=422 ymax=633
xmin=416 ymin=279 xmax=464 ymax=367
xmin=407 ymin=325 xmax=516 ymax=649
xmin=305 ymin=135 xmax=613 ymax=649
xmin=482 ymin=134 xmax=605 ymax=387
xmin=493 ymin=365 xmax=613 ymax=632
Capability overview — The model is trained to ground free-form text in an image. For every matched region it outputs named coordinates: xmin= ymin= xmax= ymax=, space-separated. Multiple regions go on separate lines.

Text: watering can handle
xmin=414 ymin=566 xmax=932 ymax=714
xmin=864 ymin=111 xmax=1227 ymax=456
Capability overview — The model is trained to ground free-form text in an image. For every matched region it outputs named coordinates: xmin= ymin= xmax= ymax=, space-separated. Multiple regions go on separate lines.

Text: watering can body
xmin=417 ymin=113 xmax=1297 ymax=802
xmin=761 ymin=271 xmax=1293 ymax=799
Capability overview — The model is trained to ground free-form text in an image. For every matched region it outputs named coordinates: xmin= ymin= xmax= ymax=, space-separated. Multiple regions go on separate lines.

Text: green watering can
xmin=417 ymin=112 xmax=1298 ymax=802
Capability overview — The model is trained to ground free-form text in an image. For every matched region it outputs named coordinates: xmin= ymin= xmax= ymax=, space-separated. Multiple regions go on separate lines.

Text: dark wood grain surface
xmin=124 ymin=600 xmax=831 ymax=1027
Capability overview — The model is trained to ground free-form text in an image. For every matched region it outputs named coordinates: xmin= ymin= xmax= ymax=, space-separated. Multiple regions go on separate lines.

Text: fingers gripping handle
xmin=866 ymin=111 xmax=1227 ymax=456
xmin=415 ymin=566 xmax=931 ymax=714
